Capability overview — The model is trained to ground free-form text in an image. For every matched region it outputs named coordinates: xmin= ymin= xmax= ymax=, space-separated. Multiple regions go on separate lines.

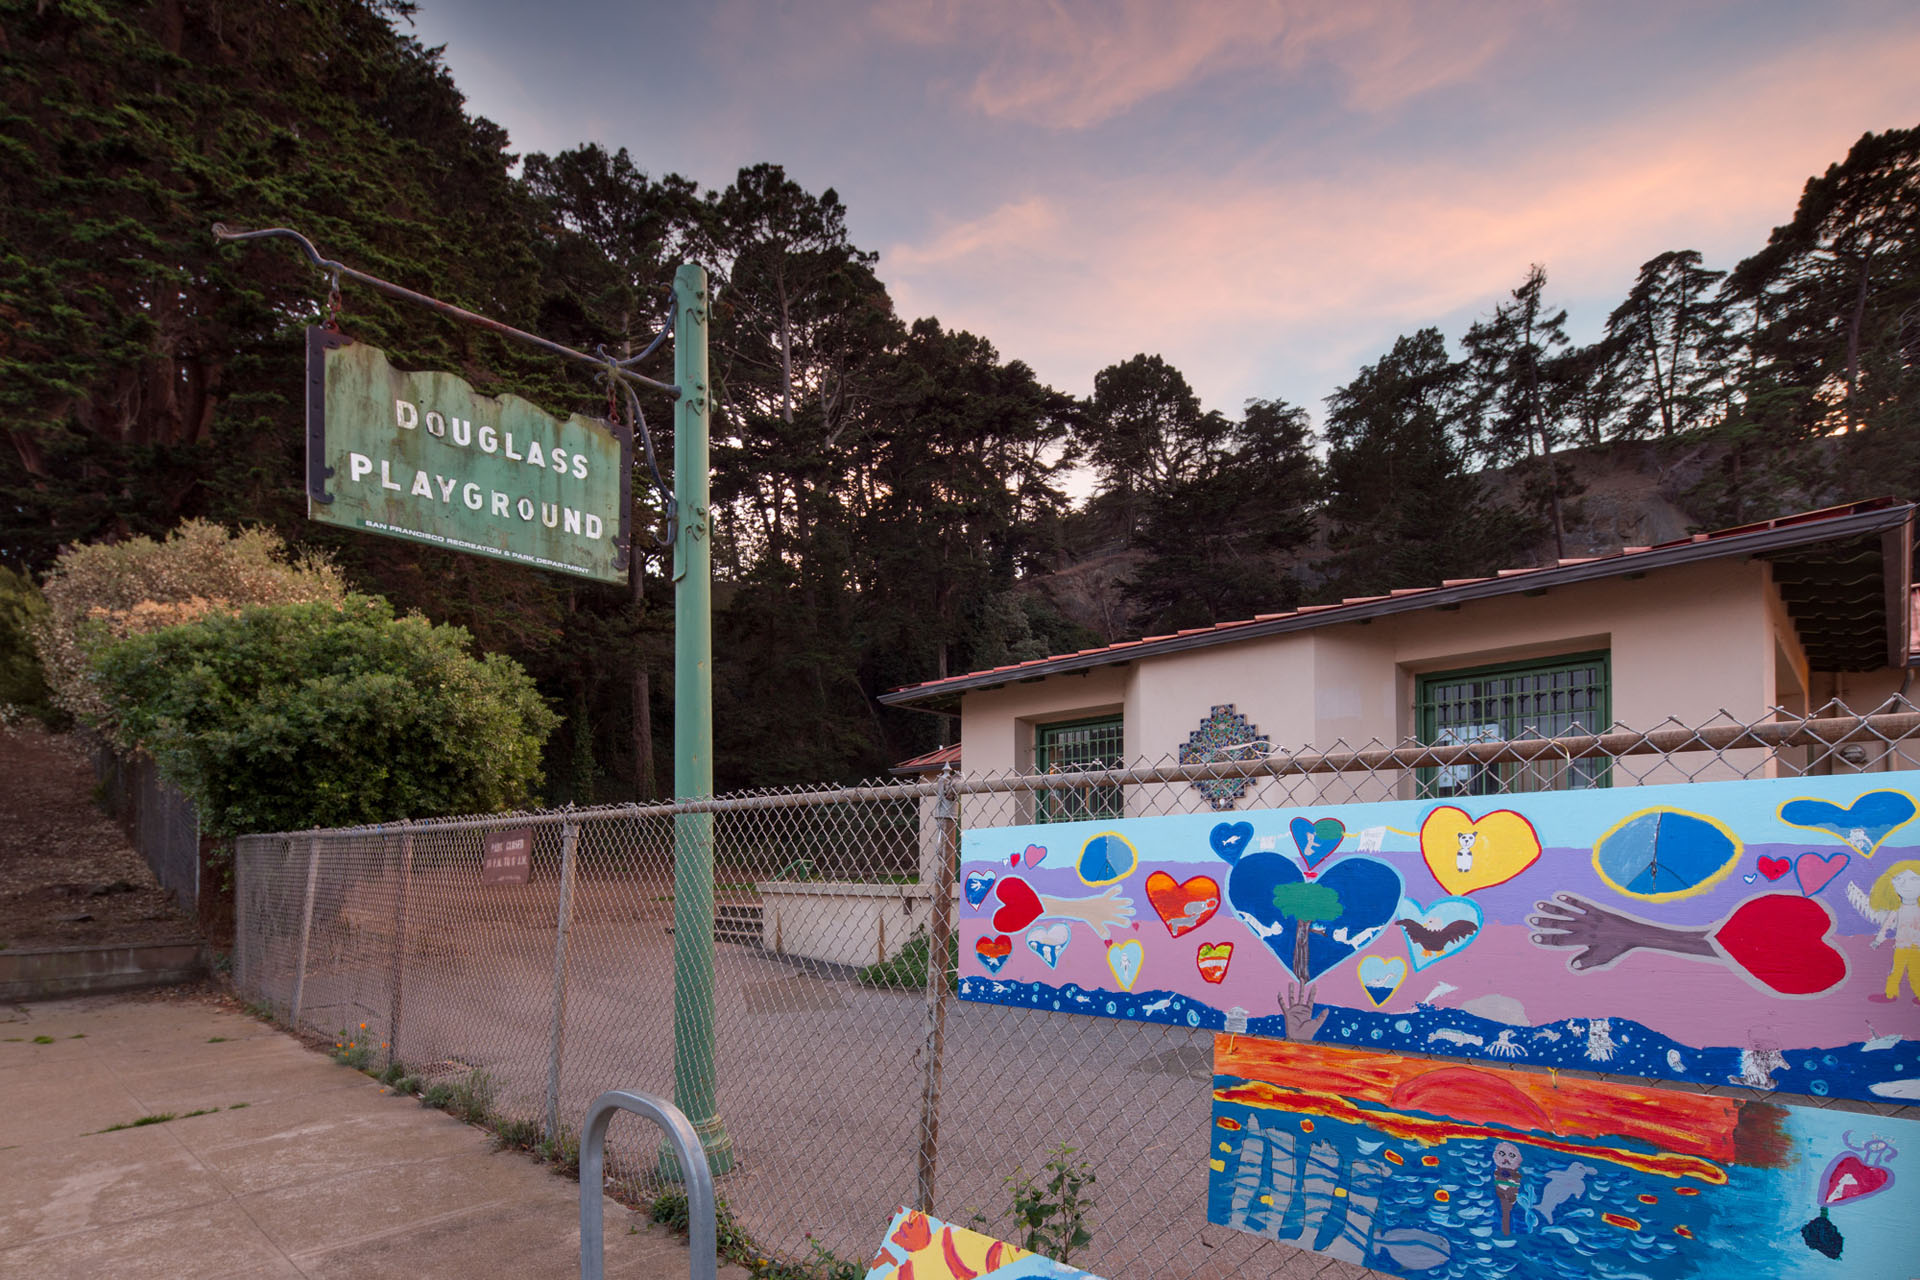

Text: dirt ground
xmin=0 ymin=722 xmax=201 ymax=949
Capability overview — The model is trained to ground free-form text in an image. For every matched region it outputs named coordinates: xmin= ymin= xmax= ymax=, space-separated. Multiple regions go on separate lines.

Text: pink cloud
xmin=883 ymin=29 xmax=1920 ymax=408
xmin=871 ymin=0 xmax=1547 ymax=127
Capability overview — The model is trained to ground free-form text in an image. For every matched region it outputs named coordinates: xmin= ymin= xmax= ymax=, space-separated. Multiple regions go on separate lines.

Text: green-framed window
xmin=1416 ymin=651 xmax=1610 ymax=797
xmin=1034 ymin=715 xmax=1125 ymax=823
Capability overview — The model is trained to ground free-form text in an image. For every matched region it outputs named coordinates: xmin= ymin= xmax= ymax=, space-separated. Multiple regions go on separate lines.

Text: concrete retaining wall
xmin=0 ymin=941 xmax=205 ymax=1001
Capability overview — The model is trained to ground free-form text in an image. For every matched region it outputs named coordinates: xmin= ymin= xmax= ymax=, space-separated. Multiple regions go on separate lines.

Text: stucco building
xmin=883 ymin=499 xmax=1917 ymax=815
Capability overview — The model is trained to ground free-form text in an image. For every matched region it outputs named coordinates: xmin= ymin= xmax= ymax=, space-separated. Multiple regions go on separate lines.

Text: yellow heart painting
xmin=1419 ymin=805 xmax=1543 ymax=896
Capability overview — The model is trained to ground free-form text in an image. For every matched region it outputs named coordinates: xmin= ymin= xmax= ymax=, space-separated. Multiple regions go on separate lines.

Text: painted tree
xmin=1270 ymin=880 xmax=1345 ymax=985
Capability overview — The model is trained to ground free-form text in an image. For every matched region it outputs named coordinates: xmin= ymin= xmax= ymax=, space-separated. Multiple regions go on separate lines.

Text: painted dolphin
xmin=1537 ymin=1162 xmax=1596 ymax=1224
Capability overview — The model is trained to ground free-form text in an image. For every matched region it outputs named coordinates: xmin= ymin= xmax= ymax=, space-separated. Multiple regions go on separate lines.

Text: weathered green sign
xmin=306 ymin=329 xmax=630 ymax=584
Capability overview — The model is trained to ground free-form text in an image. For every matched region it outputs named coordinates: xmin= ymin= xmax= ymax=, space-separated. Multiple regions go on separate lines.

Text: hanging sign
xmin=306 ymin=329 xmax=630 ymax=584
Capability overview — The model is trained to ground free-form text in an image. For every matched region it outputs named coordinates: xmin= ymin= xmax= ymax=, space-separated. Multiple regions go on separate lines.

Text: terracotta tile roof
xmin=890 ymin=743 xmax=961 ymax=774
xmin=880 ymin=498 xmax=1915 ymax=707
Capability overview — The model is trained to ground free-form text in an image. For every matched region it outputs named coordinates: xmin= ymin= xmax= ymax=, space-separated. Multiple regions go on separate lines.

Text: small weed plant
xmin=649 ymin=1189 xmax=859 ymax=1279
xmin=493 ymin=1115 xmax=542 ymax=1152
xmin=330 ymin=1023 xmax=377 ymax=1070
xmin=538 ymin=1126 xmax=581 ymax=1179
xmin=417 ymin=1068 xmax=494 ymax=1124
xmin=988 ymin=1145 xmax=1097 ymax=1266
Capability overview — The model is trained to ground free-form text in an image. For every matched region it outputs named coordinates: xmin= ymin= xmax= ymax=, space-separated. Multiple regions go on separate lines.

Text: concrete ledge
xmin=0 ymin=940 xmax=205 ymax=1001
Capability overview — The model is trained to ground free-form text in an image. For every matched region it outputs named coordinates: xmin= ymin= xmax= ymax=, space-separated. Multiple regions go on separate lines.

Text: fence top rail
xmin=229 ymin=704 xmax=1920 ymax=845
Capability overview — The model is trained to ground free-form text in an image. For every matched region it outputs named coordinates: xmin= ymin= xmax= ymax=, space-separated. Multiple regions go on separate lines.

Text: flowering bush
xmin=33 ymin=520 xmax=344 ymax=728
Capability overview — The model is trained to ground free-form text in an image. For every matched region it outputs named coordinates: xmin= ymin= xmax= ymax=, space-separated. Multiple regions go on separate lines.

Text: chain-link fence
xmin=233 ymin=700 xmax=1920 ymax=1279
xmin=93 ymin=741 xmax=202 ymax=914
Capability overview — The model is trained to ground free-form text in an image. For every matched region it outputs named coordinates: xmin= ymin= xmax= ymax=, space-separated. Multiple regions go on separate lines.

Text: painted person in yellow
xmin=1847 ymin=861 xmax=1920 ymax=1003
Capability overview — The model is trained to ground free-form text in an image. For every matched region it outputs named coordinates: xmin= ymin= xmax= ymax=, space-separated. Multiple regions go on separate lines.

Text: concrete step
xmin=713 ymin=902 xmax=762 ymax=945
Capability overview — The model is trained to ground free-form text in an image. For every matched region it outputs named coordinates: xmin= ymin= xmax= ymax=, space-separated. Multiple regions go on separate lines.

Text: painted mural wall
xmin=1207 ymin=1037 xmax=1918 ymax=1278
xmin=956 ymin=774 xmax=1920 ymax=1104
xmin=862 ymin=1207 xmax=1104 ymax=1280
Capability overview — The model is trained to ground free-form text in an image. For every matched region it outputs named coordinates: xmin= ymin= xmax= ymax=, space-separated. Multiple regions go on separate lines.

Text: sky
xmin=408 ymin=0 xmax=1920 ymax=424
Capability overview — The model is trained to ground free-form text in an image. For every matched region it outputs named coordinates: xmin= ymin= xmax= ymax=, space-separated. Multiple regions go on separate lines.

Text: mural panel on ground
xmin=956 ymin=774 xmax=1920 ymax=1104
xmin=862 ymin=1206 xmax=1103 ymax=1280
xmin=1208 ymin=1037 xmax=1918 ymax=1278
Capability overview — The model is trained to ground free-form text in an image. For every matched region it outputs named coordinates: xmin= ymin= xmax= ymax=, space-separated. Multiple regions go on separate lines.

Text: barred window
xmin=1034 ymin=716 xmax=1125 ymax=822
xmin=1416 ymin=652 xmax=1611 ymax=797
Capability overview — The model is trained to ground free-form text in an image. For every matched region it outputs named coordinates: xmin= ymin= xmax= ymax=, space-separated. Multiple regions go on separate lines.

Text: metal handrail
xmin=579 ymin=1090 xmax=716 ymax=1280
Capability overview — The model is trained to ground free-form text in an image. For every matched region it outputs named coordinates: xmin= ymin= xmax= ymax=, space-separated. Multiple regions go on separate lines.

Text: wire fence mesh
xmin=92 ymin=741 xmax=202 ymax=914
xmin=233 ymin=699 xmax=1920 ymax=1279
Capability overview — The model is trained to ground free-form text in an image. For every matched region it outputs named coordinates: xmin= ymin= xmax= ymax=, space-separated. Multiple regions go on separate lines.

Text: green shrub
xmin=856 ymin=931 xmax=958 ymax=992
xmin=92 ymin=595 xmax=556 ymax=834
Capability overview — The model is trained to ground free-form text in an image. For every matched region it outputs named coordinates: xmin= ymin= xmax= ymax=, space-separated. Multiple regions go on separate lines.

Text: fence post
xmin=915 ymin=768 xmax=961 ymax=1210
xmin=289 ymin=833 xmax=321 ymax=1028
xmin=387 ymin=820 xmax=414 ymax=1069
xmin=545 ymin=817 xmax=580 ymax=1141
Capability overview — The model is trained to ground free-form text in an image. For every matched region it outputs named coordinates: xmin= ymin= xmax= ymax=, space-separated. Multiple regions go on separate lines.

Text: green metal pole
xmin=668 ymin=262 xmax=732 ymax=1175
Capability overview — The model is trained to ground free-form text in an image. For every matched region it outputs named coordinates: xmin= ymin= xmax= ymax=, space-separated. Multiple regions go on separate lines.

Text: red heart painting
xmin=976 ymin=935 xmax=1012 ymax=962
xmin=991 ymin=876 xmax=1044 ymax=933
xmin=1145 ymin=871 xmax=1221 ymax=938
xmin=1821 ymin=1153 xmax=1893 ymax=1205
xmin=1712 ymin=893 xmax=1846 ymax=995
xmin=1757 ymin=856 xmax=1791 ymax=881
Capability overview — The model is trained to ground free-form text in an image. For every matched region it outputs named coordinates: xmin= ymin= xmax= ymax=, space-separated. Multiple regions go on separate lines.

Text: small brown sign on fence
xmin=481 ymin=827 xmax=533 ymax=885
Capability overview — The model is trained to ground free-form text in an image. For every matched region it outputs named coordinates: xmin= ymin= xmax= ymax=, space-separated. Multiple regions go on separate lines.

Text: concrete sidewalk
xmin=0 ymin=991 xmax=749 ymax=1279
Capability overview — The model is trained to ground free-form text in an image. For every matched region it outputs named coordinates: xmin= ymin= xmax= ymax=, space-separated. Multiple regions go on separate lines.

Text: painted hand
xmin=1038 ymin=886 xmax=1136 ymax=940
xmin=1280 ymin=981 xmax=1328 ymax=1041
xmin=1529 ymin=892 xmax=1715 ymax=972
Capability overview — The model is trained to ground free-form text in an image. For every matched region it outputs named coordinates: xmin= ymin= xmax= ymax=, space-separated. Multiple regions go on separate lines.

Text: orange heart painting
xmin=1419 ymin=806 xmax=1543 ymax=896
xmin=1145 ymin=870 xmax=1221 ymax=938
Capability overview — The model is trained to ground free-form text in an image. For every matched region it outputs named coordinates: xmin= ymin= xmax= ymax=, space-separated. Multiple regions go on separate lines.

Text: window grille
xmin=1033 ymin=715 xmax=1125 ymax=821
xmin=1416 ymin=652 xmax=1611 ymax=797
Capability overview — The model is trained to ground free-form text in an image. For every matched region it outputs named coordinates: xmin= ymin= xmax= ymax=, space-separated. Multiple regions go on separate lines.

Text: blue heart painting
xmin=1289 ymin=816 xmax=1346 ymax=870
xmin=963 ymin=870 xmax=996 ymax=908
xmin=1219 ymin=850 xmax=1403 ymax=982
xmin=1779 ymin=790 xmax=1917 ymax=857
xmin=1210 ymin=821 xmax=1256 ymax=861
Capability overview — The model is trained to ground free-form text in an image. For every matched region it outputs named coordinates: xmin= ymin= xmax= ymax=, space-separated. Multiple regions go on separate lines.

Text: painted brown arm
xmin=1529 ymin=892 xmax=1717 ymax=972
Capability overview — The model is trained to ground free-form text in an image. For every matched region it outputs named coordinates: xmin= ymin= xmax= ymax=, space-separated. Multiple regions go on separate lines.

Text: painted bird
xmin=1397 ymin=916 xmax=1479 ymax=954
